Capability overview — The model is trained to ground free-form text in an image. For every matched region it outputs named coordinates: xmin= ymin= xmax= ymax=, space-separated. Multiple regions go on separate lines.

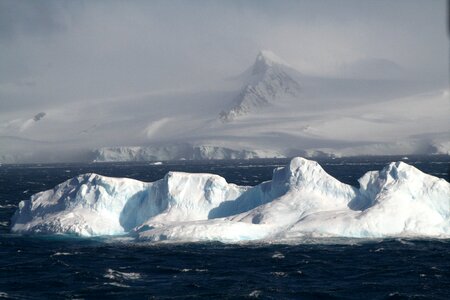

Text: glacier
xmin=11 ymin=157 xmax=450 ymax=242
xmin=93 ymin=144 xmax=284 ymax=162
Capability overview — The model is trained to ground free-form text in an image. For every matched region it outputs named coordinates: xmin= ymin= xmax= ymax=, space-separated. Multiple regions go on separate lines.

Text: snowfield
xmin=11 ymin=157 xmax=450 ymax=242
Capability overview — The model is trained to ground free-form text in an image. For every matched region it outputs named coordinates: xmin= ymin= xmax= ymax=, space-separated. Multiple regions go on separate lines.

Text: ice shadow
xmin=119 ymin=188 xmax=168 ymax=232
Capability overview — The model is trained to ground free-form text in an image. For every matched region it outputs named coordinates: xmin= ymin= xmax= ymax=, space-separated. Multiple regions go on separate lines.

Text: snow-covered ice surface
xmin=11 ymin=157 xmax=450 ymax=243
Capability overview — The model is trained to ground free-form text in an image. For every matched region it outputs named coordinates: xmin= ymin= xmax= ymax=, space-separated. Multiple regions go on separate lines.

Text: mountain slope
xmin=219 ymin=50 xmax=301 ymax=122
xmin=0 ymin=50 xmax=448 ymax=163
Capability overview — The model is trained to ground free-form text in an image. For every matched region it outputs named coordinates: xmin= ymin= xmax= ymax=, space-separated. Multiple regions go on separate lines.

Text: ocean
xmin=0 ymin=156 xmax=449 ymax=299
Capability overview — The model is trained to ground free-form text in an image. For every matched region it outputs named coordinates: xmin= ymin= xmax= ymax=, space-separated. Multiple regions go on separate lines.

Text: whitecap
xmin=397 ymin=239 xmax=415 ymax=246
xmin=0 ymin=204 xmax=16 ymax=209
xmin=104 ymin=282 xmax=130 ymax=288
xmin=249 ymin=290 xmax=262 ymax=298
xmin=104 ymin=268 xmax=141 ymax=281
xmin=271 ymin=271 xmax=287 ymax=277
xmin=51 ymin=252 xmax=72 ymax=256
xmin=195 ymin=269 xmax=208 ymax=272
xmin=271 ymin=252 xmax=285 ymax=259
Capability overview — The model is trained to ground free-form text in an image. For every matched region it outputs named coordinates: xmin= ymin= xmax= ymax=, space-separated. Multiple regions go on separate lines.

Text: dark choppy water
xmin=0 ymin=156 xmax=449 ymax=299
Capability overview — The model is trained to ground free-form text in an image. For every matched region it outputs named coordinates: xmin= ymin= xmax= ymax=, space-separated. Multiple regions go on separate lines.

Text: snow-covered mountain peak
xmin=219 ymin=51 xmax=301 ymax=122
xmin=252 ymin=50 xmax=288 ymax=74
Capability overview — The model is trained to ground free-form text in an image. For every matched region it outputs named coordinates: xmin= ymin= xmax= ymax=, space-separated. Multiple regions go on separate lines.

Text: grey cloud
xmin=0 ymin=0 xmax=79 ymax=40
xmin=0 ymin=0 xmax=447 ymax=114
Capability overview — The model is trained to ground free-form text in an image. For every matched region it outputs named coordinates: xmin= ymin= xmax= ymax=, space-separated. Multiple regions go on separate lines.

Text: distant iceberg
xmin=11 ymin=157 xmax=450 ymax=242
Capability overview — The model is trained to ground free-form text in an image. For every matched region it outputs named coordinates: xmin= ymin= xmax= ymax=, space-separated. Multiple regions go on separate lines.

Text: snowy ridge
xmin=219 ymin=51 xmax=301 ymax=122
xmin=11 ymin=157 xmax=450 ymax=242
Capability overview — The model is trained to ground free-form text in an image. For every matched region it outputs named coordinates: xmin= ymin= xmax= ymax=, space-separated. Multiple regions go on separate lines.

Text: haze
xmin=0 ymin=0 xmax=448 ymax=163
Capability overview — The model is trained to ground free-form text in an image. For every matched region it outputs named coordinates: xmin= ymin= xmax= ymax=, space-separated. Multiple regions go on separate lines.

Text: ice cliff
xmin=11 ymin=157 xmax=450 ymax=242
xmin=93 ymin=145 xmax=284 ymax=162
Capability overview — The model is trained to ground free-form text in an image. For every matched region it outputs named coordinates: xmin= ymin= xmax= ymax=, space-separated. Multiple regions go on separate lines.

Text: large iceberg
xmin=11 ymin=157 xmax=450 ymax=242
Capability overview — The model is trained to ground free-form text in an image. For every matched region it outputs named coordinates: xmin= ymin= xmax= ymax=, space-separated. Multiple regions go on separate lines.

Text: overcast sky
xmin=0 ymin=0 xmax=448 ymax=114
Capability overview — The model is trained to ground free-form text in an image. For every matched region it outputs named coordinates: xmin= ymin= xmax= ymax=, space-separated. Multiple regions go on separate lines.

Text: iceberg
xmin=11 ymin=157 xmax=450 ymax=242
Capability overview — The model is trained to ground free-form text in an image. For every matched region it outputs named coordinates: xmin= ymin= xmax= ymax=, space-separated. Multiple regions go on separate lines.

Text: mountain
xmin=219 ymin=50 xmax=301 ymax=122
xmin=0 ymin=51 xmax=448 ymax=163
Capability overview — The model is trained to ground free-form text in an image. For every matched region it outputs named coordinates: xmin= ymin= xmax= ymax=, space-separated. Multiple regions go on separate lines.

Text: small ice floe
xmin=150 ymin=161 xmax=163 ymax=165
xmin=0 ymin=221 xmax=9 ymax=226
